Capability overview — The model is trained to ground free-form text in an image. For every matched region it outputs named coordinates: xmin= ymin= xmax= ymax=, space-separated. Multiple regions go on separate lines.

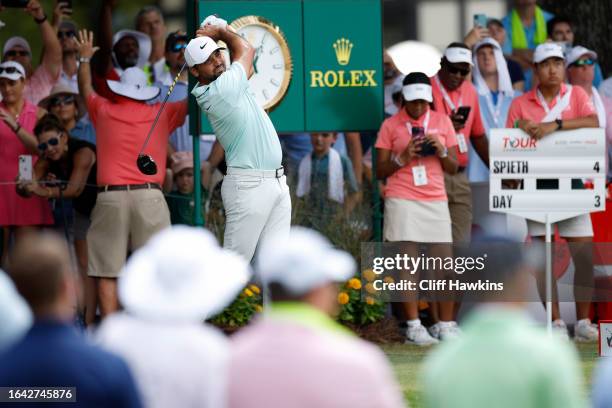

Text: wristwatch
xmin=555 ymin=119 xmax=563 ymax=131
xmin=393 ymin=155 xmax=405 ymax=167
xmin=438 ymin=147 xmax=448 ymax=159
xmin=79 ymin=57 xmax=90 ymax=64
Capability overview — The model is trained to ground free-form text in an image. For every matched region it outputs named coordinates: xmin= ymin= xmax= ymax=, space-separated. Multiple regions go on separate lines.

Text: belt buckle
xmin=275 ymin=167 xmax=283 ymax=178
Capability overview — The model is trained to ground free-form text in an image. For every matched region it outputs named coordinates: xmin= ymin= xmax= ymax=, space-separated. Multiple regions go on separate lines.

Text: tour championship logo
xmin=502 ymin=135 xmax=537 ymax=152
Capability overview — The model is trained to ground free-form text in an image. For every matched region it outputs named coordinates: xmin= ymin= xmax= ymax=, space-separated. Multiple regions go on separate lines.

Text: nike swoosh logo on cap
xmin=200 ymin=42 xmax=207 ymax=50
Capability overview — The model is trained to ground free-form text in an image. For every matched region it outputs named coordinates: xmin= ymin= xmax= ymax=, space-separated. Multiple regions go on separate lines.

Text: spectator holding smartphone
xmin=1 ymin=0 xmax=62 ymax=105
xmin=431 ymin=43 xmax=488 ymax=244
xmin=376 ymin=73 xmax=459 ymax=344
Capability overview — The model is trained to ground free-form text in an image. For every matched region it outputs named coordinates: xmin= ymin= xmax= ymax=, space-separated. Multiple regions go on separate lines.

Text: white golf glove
xmin=201 ymin=15 xmax=228 ymax=29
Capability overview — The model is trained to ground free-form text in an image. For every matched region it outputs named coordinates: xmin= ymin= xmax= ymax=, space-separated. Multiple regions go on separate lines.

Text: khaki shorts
xmin=384 ymin=198 xmax=452 ymax=243
xmin=87 ymin=189 xmax=170 ymax=278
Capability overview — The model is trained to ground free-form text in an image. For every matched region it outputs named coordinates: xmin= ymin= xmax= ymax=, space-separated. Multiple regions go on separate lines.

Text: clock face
xmin=230 ymin=16 xmax=292 ymax=111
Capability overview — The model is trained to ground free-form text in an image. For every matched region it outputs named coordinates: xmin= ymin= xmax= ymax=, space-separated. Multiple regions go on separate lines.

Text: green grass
xmin=383 ymin=342 xmax=600 ymax=407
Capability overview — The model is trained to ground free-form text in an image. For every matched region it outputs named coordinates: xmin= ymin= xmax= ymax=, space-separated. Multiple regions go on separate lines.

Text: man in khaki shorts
xmin=77 ymin=30 xmax=187 ymax=318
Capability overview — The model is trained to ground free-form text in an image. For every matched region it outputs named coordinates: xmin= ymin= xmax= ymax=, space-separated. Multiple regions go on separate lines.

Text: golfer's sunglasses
xmin=571 ymin=58 xmax=595 ymax=68
xmin=37 ymin=136 xmax=60 ymax=152
xmin=50 ymin=95 xmax=76 ymax=108
xmin=4 ymin=50 xmax=29 ymax=58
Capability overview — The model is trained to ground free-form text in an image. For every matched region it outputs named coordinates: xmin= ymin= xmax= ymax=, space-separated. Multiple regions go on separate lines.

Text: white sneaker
xmin=439 ymin=322 xmax=461 ymax=341
xmin=552 ymin=319 xmax=570 ymax=341
xmin=405 ymin=324 xmax=439 ymax=346
xmin=428 ymin=322 xmax=442 ymax=339
xmin=574 ymin=319 xmax=598 ymax=342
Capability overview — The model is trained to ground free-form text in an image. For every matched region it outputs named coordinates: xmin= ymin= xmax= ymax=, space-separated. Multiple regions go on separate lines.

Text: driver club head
xmin=137 ymin=154 xmax=158 ymax=175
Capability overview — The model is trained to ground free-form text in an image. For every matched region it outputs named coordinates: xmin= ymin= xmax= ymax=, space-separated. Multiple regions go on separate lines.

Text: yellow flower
xmin=384 ymin=276 xmax=395 ymax=284
xmin=365 ymin=296 xmax=376 ymax=305
xmin=254 ymin=304 xmax=263 ymax=313
xmin=347 ymin=278 xmax=362 ymax=290
xmin=365 ymin=283 xmax=377 ymax=294
xmin=249 ymin=285 xmax=261 ymax=295
xmin=243 ymin=288 xmax=254 ymax=297
xmin=362 ymin=269 xmax=376 ymax=282
xmin=337 ymin=292 xmax=350 ymax=305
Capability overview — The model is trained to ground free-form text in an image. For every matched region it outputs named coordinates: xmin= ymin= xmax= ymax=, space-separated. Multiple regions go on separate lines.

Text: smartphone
xmin=411 ymin=126 xmax=425 ymax=139
xmin=455 ymin=106 xmax=472 ymax=124
xmin=473 ymin=13 xmax=488 ymax=28
xmin=18 ymin=155 xmax=32 ymax=181
xmin=1 ymin=0 xmax=29 ymax=8
xmin=412 ymin=126 xmax=436 ymax=157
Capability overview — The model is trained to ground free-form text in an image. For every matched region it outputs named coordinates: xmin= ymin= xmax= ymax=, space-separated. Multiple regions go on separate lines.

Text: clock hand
xmin=253 ymin=54 xmax=259 ymax=74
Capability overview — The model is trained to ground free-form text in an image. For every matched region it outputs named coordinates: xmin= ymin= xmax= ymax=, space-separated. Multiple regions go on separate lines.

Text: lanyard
xmin=484 ymin=91 xmax=504 ymax=128
xmin=435 ymin=75 xmax=462 ymax=114
xmin=535 ymin=88 xmax=561 ymax=116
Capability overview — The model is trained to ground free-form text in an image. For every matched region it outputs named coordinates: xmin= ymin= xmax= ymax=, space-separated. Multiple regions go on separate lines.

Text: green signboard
xmin=197 ymin=0 xmax=383 ymax=133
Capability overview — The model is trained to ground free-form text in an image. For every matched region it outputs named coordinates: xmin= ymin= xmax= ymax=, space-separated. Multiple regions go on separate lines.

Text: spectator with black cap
xmin=431 ymin=43 xmax=489 ymax=244
xmin=1 ymin=0 xmax=62 ymax=105
xmin=376 ymin=72 xmax=459 ymax=344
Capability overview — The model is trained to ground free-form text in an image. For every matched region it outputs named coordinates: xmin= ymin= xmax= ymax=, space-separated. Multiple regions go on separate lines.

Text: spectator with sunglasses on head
xmin=17 ymin=114 xmax=97 ymax=325
xmin=0 ymin=61 xmax=52 ymax=265
xmin=39 ymin=84 xmax=96 ymax=145
xmin=55 ymin=21 xmax=80 ymax=93
xmin=1 ymin=0 xmax=62 ymax=105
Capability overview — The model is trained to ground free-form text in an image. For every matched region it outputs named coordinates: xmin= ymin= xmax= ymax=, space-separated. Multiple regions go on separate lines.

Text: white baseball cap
xmin=565 ymin=45 xmax=597 ymax=68
xmin=256 ymin=227 xmax=356 ymax=296
xmin=0 ymin=61 xmax=26 ymax=81
xmin=533 ymin=43 xmax=565 ymax=64
xmin=402 ymin=84 xmax=433 ymax=102
xmin=444 ymin=46 xmax=473 ymax=66
xmin=184 ymin=36 xmax=224 ymax=67
xmin=3 ymin=36 xmax=31 ymax=57
xmin=119 ymin=226 xmax=251 ymax=322
xmin=107 ymin=67 xmax=160 ymax=101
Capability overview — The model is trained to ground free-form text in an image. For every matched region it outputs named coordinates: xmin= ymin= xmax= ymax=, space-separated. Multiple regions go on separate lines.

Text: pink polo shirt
xmin=87 ymin=93 xmax=187 ymax=186
xmin=375 ymin=107 xmax=457 ymax=201
xmin=24 ymin=65 xmax=60 ymax=106
xmin=431 ymin=74 xmax=486 ymax=167
xmin=506 ymin=83 xmax=596 ymax=126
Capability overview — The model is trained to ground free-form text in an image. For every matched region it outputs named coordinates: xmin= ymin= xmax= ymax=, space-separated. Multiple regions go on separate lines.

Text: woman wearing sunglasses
xmin=17 ymin=114 xmax=98 ymax=326
xmin=0 ymin=61 xmax=53 ymax=265
xmin=39 ymin=83 xmax=96 ymax=145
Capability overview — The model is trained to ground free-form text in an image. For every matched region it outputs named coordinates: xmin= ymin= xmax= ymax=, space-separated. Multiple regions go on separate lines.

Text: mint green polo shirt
xmin=191 ymin=62 xmax=282 ymax=170
xmin=423 ymin=307 xmax=587 ymax=408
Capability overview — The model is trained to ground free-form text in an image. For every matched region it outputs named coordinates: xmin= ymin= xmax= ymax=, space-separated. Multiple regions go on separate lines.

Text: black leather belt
xmin=98 ymin=183 xmax=161 ymax=192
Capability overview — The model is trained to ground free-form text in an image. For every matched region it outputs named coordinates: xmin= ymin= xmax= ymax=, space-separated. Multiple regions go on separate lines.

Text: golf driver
xmin=137 ymin=62 xmax=188 ymax=175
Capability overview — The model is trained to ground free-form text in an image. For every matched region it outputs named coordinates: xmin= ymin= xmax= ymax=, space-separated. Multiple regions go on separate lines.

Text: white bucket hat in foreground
xmin=533 ymin=43 xmax=565 ymax=64
xmin=112 ymin=29 xmax=151 ymax=69
xmin=185 ymin=36 xmax=225 ymax=67
xmin=119 ymin=226 xmax=251 ymax=322
xmin=565 ymin=45 xmax=597 ymax=68
xmin=107 ymin=67 xmax=160 ymax=101
xmin=256 ymin=227 xmax=356 ymax=296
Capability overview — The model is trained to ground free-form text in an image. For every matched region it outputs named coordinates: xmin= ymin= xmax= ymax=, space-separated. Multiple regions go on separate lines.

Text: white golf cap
xmin=565 ymin=45 xmax=597 ymax=67
xmin=107 ymin=67 xmax=160 ymax=101
xmin=402 ymin=83 xmax=433 ymax=102
xmin=119 ymin=226 xmax=251 ymax=322
xmin=0 ymin=61 xmax=26 ymax=81
xmin=256 ymin=227 xmax=356 ymax=296
xmin=184 ymin=36 xmax=224 ymax=67
xmin=3 ymin=36 xmax=31 ymax=56
xmin=533 ymin=43 xmax=565 ymax=64
xmin=112 ymin=29 xmax=152 ymax=69
xmin=444 ymin=46 xmax=473 ymax=66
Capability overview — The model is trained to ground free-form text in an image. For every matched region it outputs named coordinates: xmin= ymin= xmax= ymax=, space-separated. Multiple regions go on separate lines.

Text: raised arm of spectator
xmin=26 ymin=0 xmax=62 ymax=79
xmin=94 ymin=0 xmax=117 ymax=76
xmin=196 ymin=24 xmax=255 ymax=79
xmin=77 ymin=30 xmax=98 ymax=101
xmin=51 ymin=1 xmax=72 ymax=32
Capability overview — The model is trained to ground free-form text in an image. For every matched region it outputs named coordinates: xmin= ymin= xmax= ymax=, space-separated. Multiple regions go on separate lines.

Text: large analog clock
xmin=229 ymin=15 xmax=292 ymax=111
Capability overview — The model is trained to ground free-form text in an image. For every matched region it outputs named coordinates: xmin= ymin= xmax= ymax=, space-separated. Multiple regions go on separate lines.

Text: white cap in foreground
xmin=185 ymin=36 xmax=225 ymax=67
xmin=533 ymin=43 xmax=565 ymax=64
xmin=256 ymin=227 xmax=356 ymax=296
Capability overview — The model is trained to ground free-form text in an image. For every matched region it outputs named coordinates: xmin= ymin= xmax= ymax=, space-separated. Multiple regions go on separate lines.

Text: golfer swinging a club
xmin=186 ymin=16 xmax=291 ymax=262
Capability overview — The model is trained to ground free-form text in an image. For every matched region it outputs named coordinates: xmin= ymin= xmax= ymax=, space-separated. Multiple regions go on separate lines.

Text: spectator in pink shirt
xmin=229 ymin=227 xmax=405 ymax=408
xmin=376 ymin=72 xmax=459 ymax=344
xmin=2 ymin=0 xmax=62 ymax=105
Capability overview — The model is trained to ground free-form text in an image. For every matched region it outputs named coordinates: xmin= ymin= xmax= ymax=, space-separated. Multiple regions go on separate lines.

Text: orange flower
xmin=347 ymin=278 xmax=362 ymax=290
xmin=243 ymin=288 xmax=254 ymax=297
xmin=337 ymin=292 xmax=350 ymax=305
xmin=362 ymin=269 xmax=376 ymax=282
xmin=365 ymin=296 xmax=376 ymax=305
xmin=249 ymin=285 xmax=261 ymax=295
xmin=254 ymin=304 xmax=263 ymax=313
xmin=365 ymin=283 xmax=377 ymax=294
xmin=384 ymin=276 xmax=395 ymax=284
